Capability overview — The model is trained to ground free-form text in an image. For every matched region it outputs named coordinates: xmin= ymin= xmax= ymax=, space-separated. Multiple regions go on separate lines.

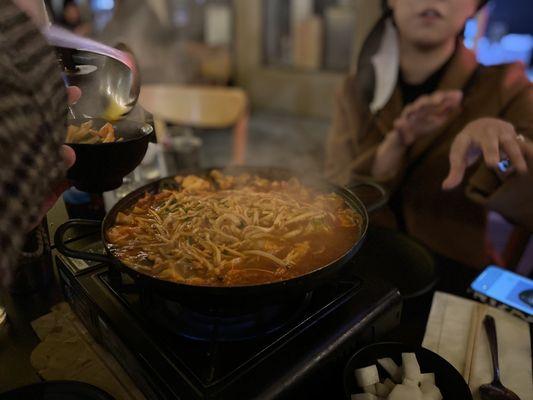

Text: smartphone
xmin=470 ymin=265 xmax=533 ymax=323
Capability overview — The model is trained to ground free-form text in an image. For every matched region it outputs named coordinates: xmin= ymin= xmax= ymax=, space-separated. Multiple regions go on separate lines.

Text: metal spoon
xmin=44 ymin=25 xmax=140 ymax=121
xmin=478 ymin=315 xmax=521 ymax=400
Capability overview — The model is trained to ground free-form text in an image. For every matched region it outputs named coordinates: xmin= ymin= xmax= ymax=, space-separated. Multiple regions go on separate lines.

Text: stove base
xmin=57 ymin=252 xmax=401 ymax=400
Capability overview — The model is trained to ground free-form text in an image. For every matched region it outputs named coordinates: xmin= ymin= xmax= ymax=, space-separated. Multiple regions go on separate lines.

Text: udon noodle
xmin=106 ymin=170 xmax=363 ymax=286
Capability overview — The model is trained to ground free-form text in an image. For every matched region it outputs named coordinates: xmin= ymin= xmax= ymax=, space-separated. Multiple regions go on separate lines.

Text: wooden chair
xmin=139 ymin=84 xmax=249 ymax=165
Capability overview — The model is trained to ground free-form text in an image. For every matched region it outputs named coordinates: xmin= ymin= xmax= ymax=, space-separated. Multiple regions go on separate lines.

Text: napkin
xmin=423 ymin=292 xmax=532 ymax=400
xmin=31 ymin=302 xmax=145 ymax=400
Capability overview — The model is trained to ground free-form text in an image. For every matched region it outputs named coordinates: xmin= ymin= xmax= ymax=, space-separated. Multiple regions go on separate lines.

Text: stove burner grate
xmin=140 ymin=290 xmax=313 ymax=342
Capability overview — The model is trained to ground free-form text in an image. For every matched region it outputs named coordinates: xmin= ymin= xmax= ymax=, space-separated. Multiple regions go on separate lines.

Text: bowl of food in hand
xmin=344 ymin=342 xmax=473 ymax=400
xmin=65 ymin=118 xmax=153 ymax=192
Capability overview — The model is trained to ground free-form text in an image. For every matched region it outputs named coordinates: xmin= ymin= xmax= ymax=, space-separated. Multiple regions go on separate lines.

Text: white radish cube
xmin=383 ymin=378 xmax=396 ymax=391
xmin=420 ymin=373 xmax=435 ymax=385
xmin=350 ymin=394 xmax=378 ymax=400
xmin=363 ymin=385 xmax=377 ymax=395
xmin=354 ymin=365 xmax=380 ymax=387
xmin=420 ymin=382 xmax=443 ymax=400
xmin=401 ymin=353 xmax=421 ymax=384
xmin=388 ymin=384 xmax=423 ymax=400
xmin=375 ymin=382 xmax=391 ymax=397
xmin=377 ymin=357 xmax=402 ymax=382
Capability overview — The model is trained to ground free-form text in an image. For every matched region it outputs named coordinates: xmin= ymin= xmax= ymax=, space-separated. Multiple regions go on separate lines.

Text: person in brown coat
xmin=325 ymin=0 xmax=533 ymax=268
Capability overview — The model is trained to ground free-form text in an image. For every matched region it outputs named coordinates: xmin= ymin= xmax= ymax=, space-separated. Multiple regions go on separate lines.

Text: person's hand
xmin=393 ymin=90 xmax=463 ymax=146
xmin=38 ymin=145 xmax=76 ymax=211
xmin=28 ymin=87 xmax=79 ymax=230
xmin=442 ymin=117 xmax=532 ymax=190
xmin=67 ymin=86 xmax=81 ymax=104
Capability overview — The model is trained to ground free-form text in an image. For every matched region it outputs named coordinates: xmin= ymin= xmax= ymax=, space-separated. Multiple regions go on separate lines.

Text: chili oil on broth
xmin=106 ymin=171 xmax=362 ymax=286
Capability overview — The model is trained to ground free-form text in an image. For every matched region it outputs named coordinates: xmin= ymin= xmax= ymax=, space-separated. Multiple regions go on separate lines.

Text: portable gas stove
xmin=55 ymin=234 xmax=401 ymax=399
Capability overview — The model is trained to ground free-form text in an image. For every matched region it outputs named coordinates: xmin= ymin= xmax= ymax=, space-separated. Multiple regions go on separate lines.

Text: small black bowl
xmin=343 ymin=342 xmax=473 ymax=399
xmin=66 ymin=118 xmax=153 ymax=192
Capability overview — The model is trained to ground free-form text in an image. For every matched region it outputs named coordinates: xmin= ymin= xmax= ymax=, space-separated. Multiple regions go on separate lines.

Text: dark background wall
xmin=489 ymin=0 xmax=533 ymax=35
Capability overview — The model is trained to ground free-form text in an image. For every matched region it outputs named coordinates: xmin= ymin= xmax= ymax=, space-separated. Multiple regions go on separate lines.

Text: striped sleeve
xmin=0 ymin=2 xmax=67 ymax=285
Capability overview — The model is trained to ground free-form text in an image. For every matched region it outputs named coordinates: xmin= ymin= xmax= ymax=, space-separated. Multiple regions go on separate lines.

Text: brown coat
xmin=325 ymin=44 xmax=533 ymax=268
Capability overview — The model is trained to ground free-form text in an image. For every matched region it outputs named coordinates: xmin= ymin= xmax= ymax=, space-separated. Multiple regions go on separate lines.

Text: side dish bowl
xmin=344 ymin=342 xmax=473 ymax=399
xmin=66 ymin=118 xmax=153 ymax=192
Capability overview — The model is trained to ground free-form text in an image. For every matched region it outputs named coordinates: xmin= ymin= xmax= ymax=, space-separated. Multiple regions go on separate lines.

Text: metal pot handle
xmin=346 ymin=181 xmax=389 ymax=213
xmin=54 ymin=219 xmax=111 ymax=263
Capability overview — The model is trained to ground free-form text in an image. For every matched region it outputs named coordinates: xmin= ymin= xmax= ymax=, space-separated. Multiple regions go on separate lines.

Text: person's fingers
xmin=413 ymin=94 xmax=430 ymax=106
xmin=393 ymin=118 xmax=412 ymax=144
xmin=426 ymin=90 xmax=461 ymax=109
xmin=393 ymin=119 xmax=403 ymax=132
xmin=67 ymin=86 xmax=81 ymax=105
xmin=479 ymin=129 xmax=501 ymax=169
xmin=442 ymin=134 xmax=472 ymax=190
xmin=393 ymin=115 xmax=409 ymax=129
xmin=428 ymin=91 xmax=446 ymax=106
xmin=39 ymin=181 xmax=72 ymax=216
xmin=409 ymin=91 xmax=462 ymax=122
xmin=437 ymin=93 xmax=463 ymax=111
xmin=427 ymin=91 xmax=463 ymax=115
xmin=405 ymin=95 xmax=430 ymax=118
xmin=398 ymin=91 xmax=464 ymax=143
xmin=61 ymin=145 xmax=76 ymax=168
xmin=440 ymin=90 xmax=463 ymax=103
xmin=401 ymin=103 xmax=417 ymax=119
xmin=420 ymin=91 xmax=453 ymax=110
xmin=500 ymin=133 xmax=528 ymax=174
xmin=407 ymin=105 xmax=435 ymax=126
xmin=407 ymin=90 xmax=461 ymax=111
xmin=395 ymin=117 xmax=412 ymax=132
xmin=413 ymin=95 xmax=433 ymax=111
xmin=520 ymin=141 xmax=533 ymax=160
xmin=435 ymin=103 xmax=461 ymax=118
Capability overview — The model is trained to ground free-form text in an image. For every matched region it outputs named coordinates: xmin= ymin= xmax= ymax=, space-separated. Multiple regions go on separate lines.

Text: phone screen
xmin=471 ymin=265 xmax=533 ymax=315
